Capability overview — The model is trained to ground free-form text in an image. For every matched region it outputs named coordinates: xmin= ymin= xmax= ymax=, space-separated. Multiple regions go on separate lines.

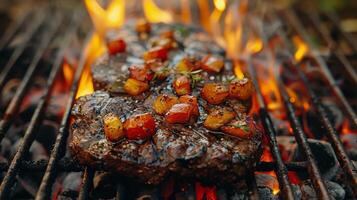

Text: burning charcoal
xmin=255 ymin=173 xmax=279 ymax=196
xmin=57 ymin=190 xmax=78 ymax=200
xmin=305 ymin=99 xmax=343 ymax=139
xmin=292 ymin=139 xmax=339 ymax=180
xmin=276 ymin=136 xmax=297 ymax=160
xmin=12 ymin=140 xmax=48 ymax=161
xmin=257 ymin=187 xmax=278 ymax=200
xmin=61 ymin=172 xmax=82 ymax=192
xmin=93 ymin=172 xmax=119 ymax=199
xmin=340 ymin=133 xmax=357 ymax=160
xmin=0 ymin=138 xmax=12 ymax=159
xmin=300 ymin=180 xmax=345 ymax=200
xmin=35 ymin=120 xmax=58 ymax=152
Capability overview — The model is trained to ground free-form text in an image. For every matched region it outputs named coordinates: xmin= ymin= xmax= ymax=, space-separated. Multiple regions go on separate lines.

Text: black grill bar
xmin=78 ymin=168 xmax=94 ymax=200
xmin=0 ymin=11 xmax=46 ymax=92
xmin=249 ymin=61 xmax=296 ymax=200
xmin=0 ymin=159 xmax=309 ymax=172
xmin=0 ymin=14 xmax=80 ymax=200
xmin=0 ymin=12 xmax=62 ymax=144
xmin=297 ymin=63 xmax=357 ymax=196
xmin=306 ymin=12 xmax=357 ymax=85
xmin=0 ymin=11 xmax=32 ymax=49
xmin=278 ymin=79 xmax=330 ymax=200
xmin=35 ymin=32 xmax=93 ymax=200
xmin=274 ymin=12 xmax=357 ymax=196
xmin=281 ymin=9 xmax=357 ymax=128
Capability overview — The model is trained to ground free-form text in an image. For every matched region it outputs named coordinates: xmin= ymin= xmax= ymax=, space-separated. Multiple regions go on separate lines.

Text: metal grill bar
xmin=35 ymin=32 xmax=93 ymax=200
xmin=282 ymin=9 xmax=357 ymax=128
xmin=274 ymin=12 xmax=357 ymax=196
xmin=0 ymin=11 xmax=46 ymax=91
xmin=249 ymin=61 xmax=296 ymax=200
xmin=0 ymin=11 xmax=32 ymax=49
xmin=0 ymin=12 xmax=62 ymax=144
xmin=0 ymin=14 xmax=80 ymax=200
xmin=0 ymin=159 xmax=308 ymax=172
xmin=278 ymin=79 xmax=330 ymax=200
xmin=78 ymin=167 xmax=94 ymax=200
xmin=306 ymin=12 xmax=357 ymax=85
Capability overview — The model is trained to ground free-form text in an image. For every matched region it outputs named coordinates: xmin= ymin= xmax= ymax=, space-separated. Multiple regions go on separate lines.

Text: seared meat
xmin=70 ymin=21 xmax=263 ymax=185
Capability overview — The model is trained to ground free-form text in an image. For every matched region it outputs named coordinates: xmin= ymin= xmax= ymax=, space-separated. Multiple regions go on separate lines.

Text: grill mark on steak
xmin=70 ymin=22 xmax=263 ymax=185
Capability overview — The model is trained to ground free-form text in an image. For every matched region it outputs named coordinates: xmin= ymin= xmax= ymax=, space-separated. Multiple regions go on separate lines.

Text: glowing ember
xmin=292 ymin=35 xmax=308 ymax=62
xmin=143 ymin=0 xmax=173 ymax=23
xmin=341 ymin=119 xmax=357 ymax=135
xmin=195 ymin=182 xmax=217 ymax=200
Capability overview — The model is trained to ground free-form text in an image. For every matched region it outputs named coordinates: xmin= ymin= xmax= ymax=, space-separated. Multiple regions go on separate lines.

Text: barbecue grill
xmin=0 ymin=1 xmax=356 ymax=199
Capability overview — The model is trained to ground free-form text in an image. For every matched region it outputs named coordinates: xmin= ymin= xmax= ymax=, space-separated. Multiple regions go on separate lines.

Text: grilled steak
xmin=70 ymin=21 xmax=263 ymax=185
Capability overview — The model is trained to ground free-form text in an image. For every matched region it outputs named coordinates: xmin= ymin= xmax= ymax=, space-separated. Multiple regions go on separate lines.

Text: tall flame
xmin=292 ymin=35 xmax=308 ymax=62
xmin=197 ymin=0 xmax=211 ymax=32
xmin=209 ymin=0 xmax=226 ymax=47
xmin=181 ymin=0 xmax=191 ymax=24
xmin=78 ymin=0 xmax=126 ymax=99
xmin=143 ymin=0 xmax=173 ymax=23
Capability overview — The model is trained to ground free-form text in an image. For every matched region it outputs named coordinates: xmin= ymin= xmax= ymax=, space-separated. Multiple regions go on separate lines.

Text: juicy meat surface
xmin=70 ymin=22 xmax=263 ymax=184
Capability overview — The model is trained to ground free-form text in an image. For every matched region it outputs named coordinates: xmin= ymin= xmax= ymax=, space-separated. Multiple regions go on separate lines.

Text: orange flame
xmin=246 ymin=35 xmax=263 ymax=54
xmin=181 ymin=0 xmax=191 ymax=24
xmin=292 ymin=35 xmax=308 ymax=62
xmin=209 ymin=0 xmax=226 ymax=47
xmin=62 ymin=61 xmax=74 ymax=86
xmin=78 ymin=0 xmax=126 ymax=99
xmin=143 ymin=0 xmax=173 ymax=23
xmin=233 ymin=60 xmax=245 ymax=80
xmin=197 ymin=0 xmax=211 ymax=32
xmin=341 ymin=119 xmax=357 ymax=135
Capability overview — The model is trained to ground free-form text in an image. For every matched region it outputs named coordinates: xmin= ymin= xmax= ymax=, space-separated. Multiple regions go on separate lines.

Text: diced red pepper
xmin=221 ymin=119 xmax=253 ymax=139
xmin=124 ymin=78 xmax=149 ymax=96
xmin=201 ymin=55 xmax=224 ymax=73
xmin=143 ymin=46 xmax=168 ymax=62
xmin=201 ymin=83 xmax=229 ymax=105
xmin=129 ymin=64 xmax=154 ymax=82
xmin=106 ymin=39 xmax=126 ymax=55
xmin=165 ymin=103 xmax=193 ymax=124
xmin=179 ymin=95 xmax=199 ymax=116
xmin=124 ymin=113 xmax=156 ymax=140
xmin=229 ymin=78 xmax=254 ymax=100
xmin=173 ymin=75 xmax=191 ymax=95
xmin=153 ymin=94 xmax=179 ymax=115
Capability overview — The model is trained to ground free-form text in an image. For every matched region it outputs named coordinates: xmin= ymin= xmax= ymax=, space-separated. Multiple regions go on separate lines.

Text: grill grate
xmin=0 ymin=4 xmax=356 ymax=200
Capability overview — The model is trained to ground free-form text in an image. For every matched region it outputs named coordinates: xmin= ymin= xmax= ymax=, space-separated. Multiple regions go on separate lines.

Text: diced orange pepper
xmin=221 ymin=119 xmax=253 ymax=139
xmin=143 ymin=47 xmax=168 ymax=62
xmin=201 ymin=55 xmax=224 ymax=73
xmin=124 ymin=78 xmax=149 ymax=96
xmin=106 ymin=39 xmax=126 ymax=55
xmin=203 ymin=107 xmax=236 ymax=130
xmin=201 ymin=83 xmax=229 ymax=105
xmin=129 ymin=64 xmax=154 ymax=82
xmin=153 ymin=94 xmax=179 ymax=115
xmin=173 ymin=75 xmax=191 ymax=95
xmin=103 ymin=113 xmax=124 ymax=142
xmin=124 ymin=113 xmax=156 ymax=140
xmin=165 ymin=103 xmax=193 ymax=124
xmin=136 ymin=19 xmax=151 ymax=33
xmin=229 ymin=78 xmax=254 ymax=100
xmin=176 ymin=57 xmax=202 ymax=72
xmin=179 ymin=95 xmax=199 ymax=116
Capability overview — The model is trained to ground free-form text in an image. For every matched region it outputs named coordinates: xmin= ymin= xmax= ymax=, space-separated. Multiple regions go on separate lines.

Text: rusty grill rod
xmin=0 ymin=11 xmax=31 ymax=49
xmin=0 ymin=11 xmax=46 ymax=92
xmin=78 ymin=168 xmax=95 ymax=200
xmin=278 ymin=79 xmax=330 ymax=200
xmin=306 ymin=11 xmax=357 ymax=85
xmin=0 ymin=12 xmax=62 ymax=144
xmin=35 ymin=32 xmax=93 ymax=200
xmin=0 ymin=14 xmax=80 ymax=200
xmin=249 ymin=61 xmax=296 ymax=200
xmin=282 ymin=9 xmax=357 ymax=128
xmin=275 ymin=13 xmax=357 ymax=196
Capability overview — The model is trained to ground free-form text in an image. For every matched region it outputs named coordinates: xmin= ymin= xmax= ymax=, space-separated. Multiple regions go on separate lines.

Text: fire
xmin=143 ymin=0 xmax=173 ymax=23
xmin=84 ymin=0 xmax=125 ymax=37
xmin=62 ymin=61 xmax=74 ymax=86
xmin=246 ymin=36 xmax=263 ymax=54
xmin=78 ymin=0 xmax=126 ymax=98
xmin=209 ymin=0 xmax=226 ymax=47
xmin=180 ymin=0 xmax=191 ymax=24
xmin=341 ymin=119 xmax=357 ymax=135
xmin=197 ymin=0 xmax=211 ymax=32
xmin=195 ymin=182 xmax=217 ymax=200
xmin=292 ymin=35 xmax=308 ymax=62
xmin=213 ymin=0 xmax=226 ymax=12
xmin=233 ymin=60 xmax=245 ymax=80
